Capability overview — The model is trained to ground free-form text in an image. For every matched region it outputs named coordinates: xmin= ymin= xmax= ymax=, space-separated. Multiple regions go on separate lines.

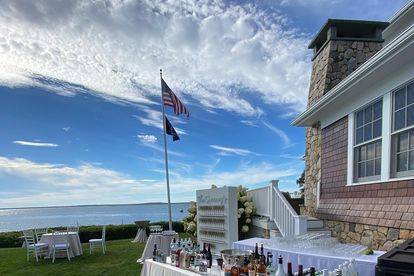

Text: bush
xmin=0 ymin=221 xmax=185 ymax=248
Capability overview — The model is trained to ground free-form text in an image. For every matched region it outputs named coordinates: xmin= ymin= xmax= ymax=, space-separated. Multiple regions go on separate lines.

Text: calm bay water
xmin=0 ymin=203 xmax=189 ymax=232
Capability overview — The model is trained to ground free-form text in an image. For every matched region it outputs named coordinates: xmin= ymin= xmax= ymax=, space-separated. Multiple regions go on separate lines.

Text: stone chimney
xmin=307 ymin=19 xmax=389 ymax=107
xmin=303 ymin=19 xmax=389 ymax=217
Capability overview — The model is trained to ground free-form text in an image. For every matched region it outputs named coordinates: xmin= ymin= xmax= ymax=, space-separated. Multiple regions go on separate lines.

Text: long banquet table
xmin=233 ymin=238 xmax=383 ymax=276
xmin=140 ymin=259 xmax=201 ymax=276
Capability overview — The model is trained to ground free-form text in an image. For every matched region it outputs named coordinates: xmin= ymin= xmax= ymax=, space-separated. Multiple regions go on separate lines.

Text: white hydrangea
xmin=246 ymin=218 xmax=251 ymax=224
xmin=241 ymin=225 xmax=249 ymax=233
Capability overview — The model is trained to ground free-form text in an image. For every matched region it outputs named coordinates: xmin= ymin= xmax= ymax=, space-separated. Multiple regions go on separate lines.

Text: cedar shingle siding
xmin=318 ymin=116 xmax=414 ymax=230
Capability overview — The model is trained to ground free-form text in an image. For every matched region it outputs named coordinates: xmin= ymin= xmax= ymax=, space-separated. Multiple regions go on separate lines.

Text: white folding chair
xmin=34 ymin=227 xmax=48 ymax=243
xmin=89 ymin=225 xmax=106 ymax=254
xmin=22 ymin=229 xmax=49 ymax=262
xmin=51 ymin=231 xmax=71 ymax=262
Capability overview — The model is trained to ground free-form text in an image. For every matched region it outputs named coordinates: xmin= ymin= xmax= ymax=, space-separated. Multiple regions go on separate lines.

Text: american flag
xmin=162 ymin=78 xmax=190 ymax=117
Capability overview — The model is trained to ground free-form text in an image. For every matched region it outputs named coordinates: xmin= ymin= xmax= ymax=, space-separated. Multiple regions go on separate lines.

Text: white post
xmin=160 ymin=69 xmax=173 ymax=231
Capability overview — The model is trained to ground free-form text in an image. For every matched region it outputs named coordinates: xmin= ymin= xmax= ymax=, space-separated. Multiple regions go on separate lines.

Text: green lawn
xmin=0 ymin=239 xmax=144 ymax=276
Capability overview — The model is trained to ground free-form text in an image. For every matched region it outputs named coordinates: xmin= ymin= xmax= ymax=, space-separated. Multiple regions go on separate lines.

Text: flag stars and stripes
xmin=161 ymin=78 xmax=190 ymax=117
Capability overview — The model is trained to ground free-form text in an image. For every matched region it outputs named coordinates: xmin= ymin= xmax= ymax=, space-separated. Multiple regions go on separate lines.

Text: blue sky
xmin=0 ymin=0 xmax=406 ymax=208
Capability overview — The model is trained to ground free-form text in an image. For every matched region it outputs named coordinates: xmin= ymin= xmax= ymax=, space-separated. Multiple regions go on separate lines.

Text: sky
xmin=0 ymin=0 xmax=406 ymax=208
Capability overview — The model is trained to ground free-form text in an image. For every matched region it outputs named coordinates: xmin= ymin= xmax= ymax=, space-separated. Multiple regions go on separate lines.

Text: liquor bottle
xmin=179 ymin=242 xmax=187 ymax=268
xmin=175 ymin=240 xmax=182 ymax=268
xmin=170 ymin=238 xmax=176 ymax=266
xmin=297 ymin=265 xmax=304 ymax=276
xmin=254 ymin=243 xmax=259 ymax=260
xmin=231 ymin=258 xmax=241 ymax=276
xmin=240 ymin=255 xmax=249 ymax=276
xmin=206 ymin=244 xmax=213 ymax=268
xmin=202 ymin=243 xmax=207 ymax=255
xmin=260 ymin=243 xmax=264 ymax=258
xmin=257 ymin=255 xmax=267 ymax=276
xmin=309 ymin=267 xmax=315 ymax=276
xmin=152 ymin=244 xmax=158 ymax=261
xmin=275 ymin=255 xmax=286 ymax=276
xmin=266 ymin=253 xmax=275 ymax=275
xmin=189 ymin=243 xmax=196 ymax=269
xmin=248 ymin=255 xmax=256 ymax=276
xmin=287 ymin=262 xmax=293 ymax=276
xmin=224 ymin=263 xmax=233 ymax=276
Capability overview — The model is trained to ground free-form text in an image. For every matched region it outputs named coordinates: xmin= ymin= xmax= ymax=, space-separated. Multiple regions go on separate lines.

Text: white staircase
xmin=247 ymin=180 xmax=328 ymax=237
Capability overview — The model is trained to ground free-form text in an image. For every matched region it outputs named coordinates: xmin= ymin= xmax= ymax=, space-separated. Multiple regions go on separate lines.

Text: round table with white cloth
xmin=138 ymin=232 xmax=178 ymax=263
xmin=40 ymin=232 xmax=83 ymax=258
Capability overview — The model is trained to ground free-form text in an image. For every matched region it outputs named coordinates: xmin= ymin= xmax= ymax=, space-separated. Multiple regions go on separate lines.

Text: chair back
xmin=102 ymin=225 xmax=106 ymax=241
xmin=51 ymin=230 xmax=69 ymax=247
xmin=22 ymin=229 xmax=36 ymax=246
xmin=149 ymin=225 xmax=163 ymax=233
xmin=34 ymin=228 xmax=48 ymax=243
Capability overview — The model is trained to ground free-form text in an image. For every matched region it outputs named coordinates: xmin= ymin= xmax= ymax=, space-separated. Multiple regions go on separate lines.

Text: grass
xmin=0 ymin=239 xmax=144 ymax=276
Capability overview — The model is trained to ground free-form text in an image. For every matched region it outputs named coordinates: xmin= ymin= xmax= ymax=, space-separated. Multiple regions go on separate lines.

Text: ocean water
xmin=0 ymin=203 xmax=189 ymax=232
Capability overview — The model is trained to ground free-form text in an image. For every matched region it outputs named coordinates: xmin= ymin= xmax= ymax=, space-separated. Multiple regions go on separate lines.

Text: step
xmin=306 ymin=216 xmax=324 ymax=229
xmin=306 ymin=228 xmax=332 ymax=236
xmin=252 ymin=216 xmax=277 ymax=230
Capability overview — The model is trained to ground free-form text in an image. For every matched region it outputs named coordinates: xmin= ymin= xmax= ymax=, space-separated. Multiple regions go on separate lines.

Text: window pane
xmin=373 ymin=101 xmax=382 ymax=119
xmin=375 ymin=158 xmax=381 ymax=175
xmin=395 ymin=109 xmax=406 ymax=130
xmin=373 ymin=119 xmax=382 ymax=138
xmin=409 ymin=150 xmax=414 ymax=170
xmin=408 ymin=83 xmax=414 ymax=105
xmin=359 ymin=145 xmax=366 ymax=161
xmin=397 ymin=152 xmax=408 ymax=172
xmin=407 ymin=105 xmax=414 ymax=127
xmin=356 ymin=111 xmax=364 ymax=127
xmin=375 ymin=141 xmax=382 ymax=157
xmin=366 ymin=160 xmax=374 ymax=176
xmin=364 ymin=124 xmax=372 ymax=141
xmin=395 ymin=88 xmax=406 ymax=110
xmin=364 ymin=105 xmax=373 ymax=123
xmin=358 ymin=162 xmax=366 ymax=178
xmin=367 ymin=143 xmax=375 ymax=159
xmin=398 ymin=131 xmax=409 ymax=152
xmin=356 ymin=128 xmax=363 ymax=144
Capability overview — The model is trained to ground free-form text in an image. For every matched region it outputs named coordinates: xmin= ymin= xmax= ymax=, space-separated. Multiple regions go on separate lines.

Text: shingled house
xmin=293 ymin=1 xmax=414 ymax=250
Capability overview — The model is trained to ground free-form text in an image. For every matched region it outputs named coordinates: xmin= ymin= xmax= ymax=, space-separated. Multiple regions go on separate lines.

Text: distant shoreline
xmin=0 ymin=202 xmax=190 ymax=210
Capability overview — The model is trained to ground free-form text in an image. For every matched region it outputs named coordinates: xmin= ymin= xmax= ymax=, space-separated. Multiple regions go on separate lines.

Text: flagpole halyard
xmin=160 ymin=69 xmax=173 ymax=231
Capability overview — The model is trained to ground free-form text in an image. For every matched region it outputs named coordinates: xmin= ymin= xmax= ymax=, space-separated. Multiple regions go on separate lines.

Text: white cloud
xmin=210 ymin=144 xmax=258 ymax=156
xmin=0 ymin=155 xmax=301 ymax=207
xmin=13 ymin=140 xmax=59 ymax=147
xmin=262 ymin=121 xmax=292 ymax=148
xmin=241 ymin=120 xmax=258 ymax=127
xmin=134 ymin=107 xmax=187 ymax=135
xmin=0 ymin=0 xmax=311 ymax=117
xmin=62 ymin=127 xmax=71 ymax=132
xmin=137 ymin=134 xmax=157 ymax=144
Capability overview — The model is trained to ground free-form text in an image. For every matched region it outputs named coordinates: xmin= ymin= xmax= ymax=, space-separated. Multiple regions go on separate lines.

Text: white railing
xmin=247 ymin=186 xmax=270 ymax=217
xmin=249 ymin=180 xmax=307 ymax=237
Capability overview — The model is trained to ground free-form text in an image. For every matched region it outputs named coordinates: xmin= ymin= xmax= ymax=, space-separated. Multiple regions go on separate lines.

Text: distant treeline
xmin=0 ymin=221 xmax=184 ymax=248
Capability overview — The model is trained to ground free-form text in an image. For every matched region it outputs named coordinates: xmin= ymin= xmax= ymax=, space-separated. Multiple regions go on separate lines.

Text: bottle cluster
xmin=163 ymin=238 xmax=213 ymax=273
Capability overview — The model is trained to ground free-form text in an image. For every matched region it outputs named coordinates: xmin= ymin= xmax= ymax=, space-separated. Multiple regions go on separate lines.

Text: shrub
xmin=0 ymin=221 xmax=185 ymax=248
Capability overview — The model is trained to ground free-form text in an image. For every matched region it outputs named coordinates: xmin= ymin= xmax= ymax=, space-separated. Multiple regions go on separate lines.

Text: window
xmin=391 ymin=83 xmax=414 ymax=177
xmin=353 ymin=99 xmax=382 ymax=182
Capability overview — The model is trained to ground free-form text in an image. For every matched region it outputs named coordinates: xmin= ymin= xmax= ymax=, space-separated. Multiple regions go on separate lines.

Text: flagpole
xmin=160 ymin=69 xmax=173 ymax=231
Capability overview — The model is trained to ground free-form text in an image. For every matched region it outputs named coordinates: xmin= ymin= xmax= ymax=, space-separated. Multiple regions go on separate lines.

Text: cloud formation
xmin=0 ymin=0 xmax=311 ymax=117
xmin=137 ymin=134 xmax=157 ymax=144
xmin=210 ymin=144 xmax=258 ymax=156
xmin=262 ymin=121 xmax=292 ymax=148
xmin=13 ymin=140 xmax=59 ymax=147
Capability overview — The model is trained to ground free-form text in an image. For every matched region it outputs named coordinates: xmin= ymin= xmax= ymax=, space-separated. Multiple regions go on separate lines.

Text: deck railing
xmin=248 ymin=180 xmax=307 ymax=237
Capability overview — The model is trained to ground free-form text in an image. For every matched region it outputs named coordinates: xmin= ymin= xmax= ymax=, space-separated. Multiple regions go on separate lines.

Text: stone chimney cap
xmin=308 ymin=19 xmax=389 ymax=51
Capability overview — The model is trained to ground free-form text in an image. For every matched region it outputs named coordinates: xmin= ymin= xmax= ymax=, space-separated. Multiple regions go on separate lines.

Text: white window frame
xmin=347 ymin=80 xmax=414 ymax=186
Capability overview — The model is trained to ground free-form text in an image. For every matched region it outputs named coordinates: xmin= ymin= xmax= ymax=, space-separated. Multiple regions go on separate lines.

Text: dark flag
xmin=162 ymin=78 xmax=190 ymax=117
xmin=165 ymin=116 xmax=180 ymax=141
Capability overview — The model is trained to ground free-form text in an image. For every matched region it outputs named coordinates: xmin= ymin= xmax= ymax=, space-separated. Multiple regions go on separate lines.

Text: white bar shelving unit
xmin=196 ymin=186 xmax=238 ymax=255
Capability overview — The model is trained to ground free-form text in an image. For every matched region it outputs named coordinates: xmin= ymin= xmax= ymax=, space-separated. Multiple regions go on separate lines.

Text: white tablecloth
xmin=132 ymin=228 xmax=148 ymax=243
xmin=141 ymin=259 xmax=201 ymax=276
xmin=138 ymin=233 xmax=178 ymax=263
xmin=40 ymin=232 xmax=83 ymax=258
xmin=233 ymin=238 xmax=383 ymax=276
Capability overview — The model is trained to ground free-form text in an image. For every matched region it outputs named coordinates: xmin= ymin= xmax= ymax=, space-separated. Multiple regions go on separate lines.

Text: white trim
xmin=347 ymin=113 xmax=354 ymax=186
xmin=346 ymin=175 xmax=414 ymax=187
xmin=381 ymin=92 xmax=392 ymax=181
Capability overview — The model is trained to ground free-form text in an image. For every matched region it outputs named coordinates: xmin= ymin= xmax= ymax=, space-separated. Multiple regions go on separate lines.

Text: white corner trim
xmin=381 ymin=93 xmax=391 ymax=181
xmin=347 ymin=113 xmax=354 ymax=186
